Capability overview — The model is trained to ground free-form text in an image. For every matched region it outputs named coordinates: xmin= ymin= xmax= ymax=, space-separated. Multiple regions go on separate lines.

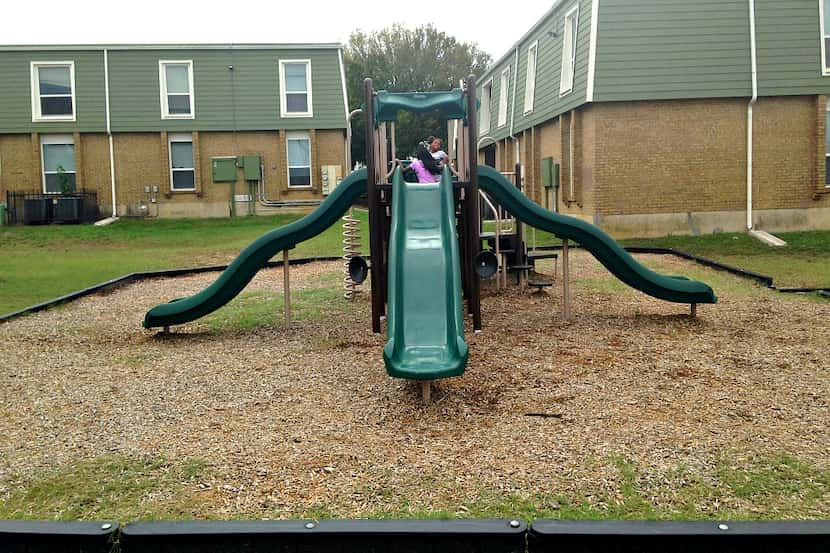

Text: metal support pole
xmin=562 ymin=238 xmax=570 ymax=321
xmin=283 ymin=249 xmax=291 ymax=327
xmin=364 ymin=78 xmax=383 ymax=333
xmin=466 ymin=75 xmax=482 ymax=331
xmin=691 ymin=303 xmax=697 ymax=317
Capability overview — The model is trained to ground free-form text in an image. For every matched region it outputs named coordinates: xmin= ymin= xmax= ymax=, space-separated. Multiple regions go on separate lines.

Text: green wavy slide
xmin=143 ymin=169 xmax=367 ymax=329
xmin=382 ymin=168 xmax=468 ymax=380
xmin=478 ymin=165 xmax=717 ymax=305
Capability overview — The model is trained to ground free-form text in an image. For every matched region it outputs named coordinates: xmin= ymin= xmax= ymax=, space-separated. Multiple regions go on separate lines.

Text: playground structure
xmin=143 ymin=76 xmax=717 ymax=400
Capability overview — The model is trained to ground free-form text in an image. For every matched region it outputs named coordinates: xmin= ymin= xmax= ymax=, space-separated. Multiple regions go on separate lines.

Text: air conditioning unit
xmin=53 ymin=197 xmax=82 ymax=223
xmin=23 ymin=198 xmax=51 ymax=225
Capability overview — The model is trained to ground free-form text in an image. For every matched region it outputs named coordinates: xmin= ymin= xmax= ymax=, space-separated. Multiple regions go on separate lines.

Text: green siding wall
xmin=108 ymin=48 xmax=346 ymax=132
xmin=0 ymin=47 xmax=347 ymax=135
xmin=755 ymin=0 xmax=830 ymax=96
xmin=0 ymin=50 xmax=107 ymax=133
xmin=477 ymin=0 xmax=594 ymax=141
xmin=593 ymin=0 xmax=752 ymax=102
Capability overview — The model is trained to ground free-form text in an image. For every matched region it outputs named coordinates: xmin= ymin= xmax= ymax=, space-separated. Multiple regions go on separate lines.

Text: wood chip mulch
xmin=1 ymin=254 xmax=827 ymax=516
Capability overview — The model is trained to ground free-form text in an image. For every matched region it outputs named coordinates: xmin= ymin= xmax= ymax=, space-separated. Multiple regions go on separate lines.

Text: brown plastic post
xmin=466 ymin=75 xmax=482 ymax=330
xmin=283 ymin=249 xmax=291 ymax=326
xmin=562 ymin=238 xmax=571 ymax=321
xmin=364 ymin=78 xmax=383 ymax=333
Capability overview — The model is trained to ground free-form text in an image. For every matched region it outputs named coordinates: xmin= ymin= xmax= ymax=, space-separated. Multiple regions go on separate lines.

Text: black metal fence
xmin=1 ymin=519 xmax=828 ymax=553
xmin=5 ymin=190 xmax=100 ymax=225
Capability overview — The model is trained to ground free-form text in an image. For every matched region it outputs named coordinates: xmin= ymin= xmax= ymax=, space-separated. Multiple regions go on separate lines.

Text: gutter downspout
xmin=509 ymin=45 xmax=520 ymax=165
xmin=746 ymin=0 xmax=758 ymax=230
xmin=104 ymin=48 xmax=117 ymax=218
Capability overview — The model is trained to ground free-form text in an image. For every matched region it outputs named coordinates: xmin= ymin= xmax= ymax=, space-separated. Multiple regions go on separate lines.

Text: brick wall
xmin=591 ymin=96 xmax=829 ymax=217
xmin=1 ymin=129 xmax=346 ymax=218
xmin=0 ymin=134 xmax=36 ymax=196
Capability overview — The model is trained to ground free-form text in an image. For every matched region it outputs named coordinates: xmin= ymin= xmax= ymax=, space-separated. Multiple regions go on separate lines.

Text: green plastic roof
xmin=373 ymin=89 xmax=466 ymax=122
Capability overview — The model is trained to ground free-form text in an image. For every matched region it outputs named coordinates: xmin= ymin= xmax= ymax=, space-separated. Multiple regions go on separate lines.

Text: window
xmin=169 ymin=134 xmax=196 ymax=191
xmin=31 ymin=62 xmax=75 ymax=121
xmin=822 ymin=0 xmax=830 ymax=74
xmin=560 ymin=5 xmax=580 ymax=96
xmin=480 ymin=79 xmax=492 ymax=135
xmin=286 ymin=132 xmax=312 ymax=187
xmin=279 ymin=60 xmax=313 ymax=117
xmin=41 ymin=135 xmax=76 ymax=193
xmin=159 ymin=61 xmax=195 ymax=119
xmin=524 ymin=42 xmax=538 ymax=114
xmin=497 ymin=67 xmax=510 ymax=127
xmin=826 ymin=106 xmax=830 ymax=186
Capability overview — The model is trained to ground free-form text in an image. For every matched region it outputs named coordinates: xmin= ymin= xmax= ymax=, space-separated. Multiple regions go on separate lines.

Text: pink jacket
xmin=410 ymin=160 xmax=439 ymax=183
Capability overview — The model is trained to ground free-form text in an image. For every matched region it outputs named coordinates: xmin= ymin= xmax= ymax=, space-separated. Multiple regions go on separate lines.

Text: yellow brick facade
xmin=1 ymin=129 xmax=346 ymax=219
xmin=483 ymin=95 xmax=830 ymax=236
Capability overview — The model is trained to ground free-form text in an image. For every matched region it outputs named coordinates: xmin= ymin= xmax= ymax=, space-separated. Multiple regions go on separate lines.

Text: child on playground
xmin=427 ymin=136 xmax=448 ymax=169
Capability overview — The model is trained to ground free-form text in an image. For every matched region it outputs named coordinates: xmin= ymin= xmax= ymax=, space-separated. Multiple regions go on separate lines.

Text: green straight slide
xmin=383 ymin=168 xmax=468 ymax=380
xmin=478 ymin=165 xmax=717 ymax=305
xmin=143 ymin=169 xmax=367 ymax=329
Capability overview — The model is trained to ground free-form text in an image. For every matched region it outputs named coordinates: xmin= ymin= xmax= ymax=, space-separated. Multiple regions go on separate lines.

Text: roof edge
xmin=0 ymin=43 xmax=344 ymax=51
xmin=479 ymin=0 xmax=566 ymax=81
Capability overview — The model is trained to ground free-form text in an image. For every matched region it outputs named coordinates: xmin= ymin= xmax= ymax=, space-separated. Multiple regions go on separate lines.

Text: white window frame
xmin=524 ymin=41 xmax=539 ymax=114
xmin=821 ymin=0 xmax=830 ymax=76
xmin=159 ymin=60 xmax=196 ymax=120
xmin=40 ymin=134 xmax=76 ymax=194
xmin=560 ymin=5 xmax=581 ymax=97
xmin=31 ymin=61 xmax=76 ymax=122
xmin=279 ymin=59 xmax=313 ymax=118
xmin=286 ymin=131 xmax=312 ymax=188
xmin=480 ymin=78 xmax=493 ymax=135
xmin=168 ymin=133 xmax=196 ymax=192
xmin=497 ymin=67 xmax=510 ymax=128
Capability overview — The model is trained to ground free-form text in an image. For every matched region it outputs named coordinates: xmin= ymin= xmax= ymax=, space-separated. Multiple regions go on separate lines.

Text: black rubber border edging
xmin=4 ymin=244 xmax=828 ymax=324
xmin=0 ymin=256 xmax=343 ymax=324
xmin=532 ymin=244 xmax=775 ymax=287
xmin=2 ymin=519 xmax=829 ymax=552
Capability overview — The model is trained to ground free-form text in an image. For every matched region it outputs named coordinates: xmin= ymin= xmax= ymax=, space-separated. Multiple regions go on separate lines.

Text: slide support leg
xmin=283 ymin=250 xmax=291 ymax=327
xmin=562 ymin=238 xmax=571 ymax=321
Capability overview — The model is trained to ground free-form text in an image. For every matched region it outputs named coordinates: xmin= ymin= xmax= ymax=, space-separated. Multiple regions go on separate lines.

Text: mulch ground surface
xmin=1 ymin=254 xmax=827 ymax=516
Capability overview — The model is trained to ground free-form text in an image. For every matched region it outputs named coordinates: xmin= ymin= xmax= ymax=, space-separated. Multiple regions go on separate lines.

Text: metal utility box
xmin=239 ymin=155 xmax=262 ymax=181
xmin=321 ymin=165 xmax=343 ymax=195
xmin=212 ymin=157 xmax=237 ymax=182
xmin=541 ymin=157 xmax=558 ymax=188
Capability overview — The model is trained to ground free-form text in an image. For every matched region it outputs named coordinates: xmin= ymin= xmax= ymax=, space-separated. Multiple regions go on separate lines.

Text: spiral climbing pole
xmin=342 ymin=207 xmax=361 ymax=299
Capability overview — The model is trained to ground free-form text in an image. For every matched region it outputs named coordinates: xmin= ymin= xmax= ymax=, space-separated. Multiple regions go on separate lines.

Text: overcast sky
xmin=3 ymin=0 xmax=554 ymax=61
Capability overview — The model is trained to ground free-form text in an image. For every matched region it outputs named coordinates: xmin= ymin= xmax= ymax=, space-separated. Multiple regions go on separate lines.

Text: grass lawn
xmin=1 ymin=453 xmax=826 ymax=520
xmin=0 ymin=211 xmax=369 ymax=315
xmin=526 ymin=229 xmax=830 ymax=288
xmin=2 ymin=214 xmax=828 ymax=315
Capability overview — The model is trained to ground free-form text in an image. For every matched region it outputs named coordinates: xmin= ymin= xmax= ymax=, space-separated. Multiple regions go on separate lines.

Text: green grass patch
xmin=202 ymin=280 xmax=348 ymax=332
xmin=621 ymin=231 xmax=830 ymax=288
xmin=0 ymin=211 xmax=368 ymax=315
xmin=353 ymin=454 xmax=829 ymax=521
xmin=0 ymin=456 xmax=211 ymax=521
xmin=2 ymin=453 xmax=825 ymax=521
xmin=529 ymin=229 xmax=830 ymax=288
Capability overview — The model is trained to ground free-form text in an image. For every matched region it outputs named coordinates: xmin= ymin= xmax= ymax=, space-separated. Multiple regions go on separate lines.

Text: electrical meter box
xmin=320 ymin=165 xmax=343 ymax=195
xmin=541 ymin=157 xmax=560 ymax=189
xmin=212 ymin=157 xmax=237 ymax=182
xmin=238 ymin=155 xmax=262 ymax=181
